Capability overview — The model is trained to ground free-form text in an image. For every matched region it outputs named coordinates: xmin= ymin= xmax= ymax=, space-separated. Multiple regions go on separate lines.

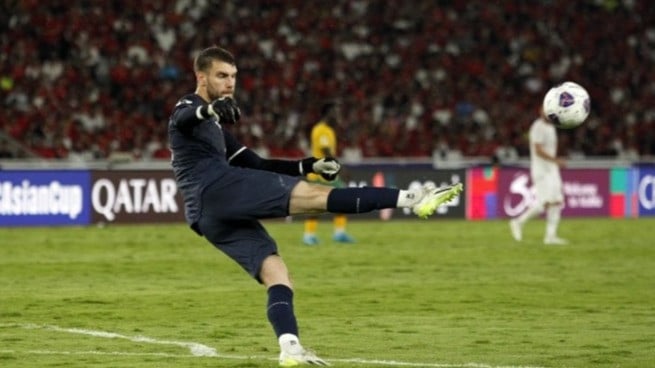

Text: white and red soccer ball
xmin=542 ymin=81 xmax=591 ymax=129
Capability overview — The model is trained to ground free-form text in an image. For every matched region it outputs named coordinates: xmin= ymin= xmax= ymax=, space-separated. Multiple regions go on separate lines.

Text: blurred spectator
xmin=0 ymin=140 xmax=15 ymax=158
xmin=1 ymin=0 xmax=654 ymax=160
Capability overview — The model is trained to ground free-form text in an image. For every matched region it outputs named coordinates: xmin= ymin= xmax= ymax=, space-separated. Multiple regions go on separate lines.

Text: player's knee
xmin=532 ymin=202 xmax=546 ymax=213
xmin=260 ymin=255 xmax=293 ymax=288
xmin=289 ymin=181 xmax=331 ymax=214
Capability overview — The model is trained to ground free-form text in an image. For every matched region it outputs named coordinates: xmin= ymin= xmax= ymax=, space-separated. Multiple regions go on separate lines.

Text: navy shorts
xmin=196 ymin=166 xmax=301 ymax=281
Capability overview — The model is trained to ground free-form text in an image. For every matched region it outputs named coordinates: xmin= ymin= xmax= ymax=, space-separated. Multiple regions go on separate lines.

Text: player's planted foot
xmin=279 ymin=335 xmax=329 ymax=366
xmin=509 ymin=219 xmax=523 ymax=241
xmin=544 ymin=236 xmax=568 ymax=245
xmin=302 ymin=234 xmax=320 ymax=246
xmin=279 ymin=348 xmax=329 ymax=366
xmin=333 ymin=232 xmax=355 ymax=243
xmin=412 ymin=183 xmax=463 ymax=219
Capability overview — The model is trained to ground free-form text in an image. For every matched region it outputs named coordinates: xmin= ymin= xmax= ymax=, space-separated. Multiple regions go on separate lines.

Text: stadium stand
xmin=1 ymin=0 xmax=653 ymax=162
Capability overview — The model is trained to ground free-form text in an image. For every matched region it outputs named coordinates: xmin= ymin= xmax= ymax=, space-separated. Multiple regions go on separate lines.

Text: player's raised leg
xmin=288 ymin=181 xmax=463 ymax=218
xmin=509 ymin=219 xmax=523 ymax=242
xmin=412 ymin=182 xmax=464 ymax=219
xmin=509 ymin=202 xmax=543 ymax=242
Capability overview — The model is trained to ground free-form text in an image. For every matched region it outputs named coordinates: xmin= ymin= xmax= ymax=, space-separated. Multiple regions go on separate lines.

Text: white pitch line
xmin=0 ymin=349 xmax=272 ymax=362
xmin=0 ymin=323 xmax=547 ymax=368
xmin=330 ymin=358 xmax=547 ymax=368
xmin=0 ymin=349 xmax=196 ymax=358
xmin=0 ymin=323 xmax=218 ymax=357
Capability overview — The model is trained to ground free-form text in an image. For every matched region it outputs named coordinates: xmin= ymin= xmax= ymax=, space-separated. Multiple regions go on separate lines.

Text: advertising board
xmin=0 ymin=170 xmax=90 ymax=226
xmin=498 ymin=168 xmax=610 ymax=218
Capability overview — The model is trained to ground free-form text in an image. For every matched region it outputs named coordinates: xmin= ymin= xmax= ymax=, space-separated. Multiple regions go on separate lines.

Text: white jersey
xmin=529 ymin=117 xmax=559 ymax=181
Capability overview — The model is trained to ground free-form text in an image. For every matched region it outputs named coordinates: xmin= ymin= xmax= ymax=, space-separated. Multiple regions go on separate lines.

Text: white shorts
xmin=533 ymin=173 xmax=564 ymax=205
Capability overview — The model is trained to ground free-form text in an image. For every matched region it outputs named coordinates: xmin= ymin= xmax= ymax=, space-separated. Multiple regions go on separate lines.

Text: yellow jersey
xmin=310 ymin=121 xmax=336 ymax=158
xmin=308 ymin=120 xmax=337 ymax=181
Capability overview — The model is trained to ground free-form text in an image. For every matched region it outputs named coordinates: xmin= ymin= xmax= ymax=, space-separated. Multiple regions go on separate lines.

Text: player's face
xmin=539 ymin=107 xmax=553 ymax=125
xmin=201 ymin=60 xmax=237 ymax=101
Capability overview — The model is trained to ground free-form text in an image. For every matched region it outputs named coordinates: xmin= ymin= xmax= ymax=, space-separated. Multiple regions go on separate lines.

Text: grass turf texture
xmin=1 ymin=218 xmax=654 ymax=368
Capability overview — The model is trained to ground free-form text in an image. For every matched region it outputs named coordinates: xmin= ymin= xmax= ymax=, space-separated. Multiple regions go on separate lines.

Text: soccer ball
xmin=542 ymin=81 xmax=591 ymax=129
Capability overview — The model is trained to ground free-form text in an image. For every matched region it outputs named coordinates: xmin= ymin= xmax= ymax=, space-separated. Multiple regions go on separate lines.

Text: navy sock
xmin=327 ymin=187 xmax=400 ymax=214
xmin=267 ymin=284 xmax=298 ymax=338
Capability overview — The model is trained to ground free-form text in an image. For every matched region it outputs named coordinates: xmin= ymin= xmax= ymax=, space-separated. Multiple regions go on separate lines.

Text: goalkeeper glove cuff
xmin=300 ymin=157 xmax=318 ymax=176
xmin=196 ymin=105 xmax=213 ymax=120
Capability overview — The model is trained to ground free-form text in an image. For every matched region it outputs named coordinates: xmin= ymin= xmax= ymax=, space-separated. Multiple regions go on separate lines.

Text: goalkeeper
xmin=168 ymin=46 xmax=463 ymax=367
xmin=302 ymin=101 xmax=354 ymax=245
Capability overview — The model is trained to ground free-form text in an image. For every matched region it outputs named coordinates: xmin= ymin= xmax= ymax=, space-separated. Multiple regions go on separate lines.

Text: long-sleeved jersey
xmin=168 ymin=93 xmax=245 ymax=230
xmin=168 ymin=93 xmax=313 ymax=233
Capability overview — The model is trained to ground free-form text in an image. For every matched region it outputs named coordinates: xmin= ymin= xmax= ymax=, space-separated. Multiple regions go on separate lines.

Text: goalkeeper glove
xmin=301 ymin=157 xmax=341 ymax=181
xmin=207 ymin=96 xmax=241 ymax=124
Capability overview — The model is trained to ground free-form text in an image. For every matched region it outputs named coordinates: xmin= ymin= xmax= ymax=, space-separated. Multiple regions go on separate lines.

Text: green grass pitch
xmin=1 ymin=218 xmax=654 ymax=368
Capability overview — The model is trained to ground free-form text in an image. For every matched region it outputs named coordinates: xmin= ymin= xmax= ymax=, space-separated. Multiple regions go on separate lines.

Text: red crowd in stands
xmin=1 ymin=0 xmax=653 ymax=161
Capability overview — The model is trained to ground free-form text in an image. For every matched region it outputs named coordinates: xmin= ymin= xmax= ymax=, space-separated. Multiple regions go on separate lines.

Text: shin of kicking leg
xmin=326 ymin=187 xmax=400 ymax=214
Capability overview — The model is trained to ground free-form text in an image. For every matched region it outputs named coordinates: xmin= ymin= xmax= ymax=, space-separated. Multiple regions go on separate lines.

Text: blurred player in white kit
xmin=509 ymin=109 xmax=568 ymax=245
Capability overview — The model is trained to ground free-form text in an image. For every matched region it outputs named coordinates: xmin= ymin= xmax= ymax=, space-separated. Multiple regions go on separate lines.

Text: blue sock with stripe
xmin=327 ymin=187 xmax=400 ymax=214
xmin=267 ymin=284 xmax=298 ymax=337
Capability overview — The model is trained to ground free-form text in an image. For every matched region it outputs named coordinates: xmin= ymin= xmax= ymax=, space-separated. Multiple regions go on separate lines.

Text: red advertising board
xmin=498 ymin=168 xmax=610 ymax=218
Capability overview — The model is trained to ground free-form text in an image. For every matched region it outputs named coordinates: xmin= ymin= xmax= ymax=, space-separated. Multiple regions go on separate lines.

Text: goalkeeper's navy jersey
xmin=168 ymin=93 xmax=245 ymax=231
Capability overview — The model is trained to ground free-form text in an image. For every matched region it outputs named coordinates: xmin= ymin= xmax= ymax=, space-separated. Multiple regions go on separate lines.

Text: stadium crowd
xmin=1 ymin=0 xmax=653 ymax=161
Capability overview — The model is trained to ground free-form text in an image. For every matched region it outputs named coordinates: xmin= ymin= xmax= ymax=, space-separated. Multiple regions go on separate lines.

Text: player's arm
xmin=225 ymin=132 xmax=340 ymax=179
xmin=170 ymin=103 xmax=208 ymax=131
xmin=229 ymin=148 xmax=318 ymax=176
xmin=533 ymin=143 xmax=565 ymax=167
xmin=170 ymin=97 xmax=240 ymax=132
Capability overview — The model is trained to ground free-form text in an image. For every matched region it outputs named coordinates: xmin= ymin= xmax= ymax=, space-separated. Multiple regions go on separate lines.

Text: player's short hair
xmin=194 ymin=46 xmax=236 ymax=72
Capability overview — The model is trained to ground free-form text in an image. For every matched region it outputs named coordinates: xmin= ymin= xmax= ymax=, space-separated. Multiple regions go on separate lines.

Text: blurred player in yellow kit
xmin=303 ymin=101 xmax=355 ymax=245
